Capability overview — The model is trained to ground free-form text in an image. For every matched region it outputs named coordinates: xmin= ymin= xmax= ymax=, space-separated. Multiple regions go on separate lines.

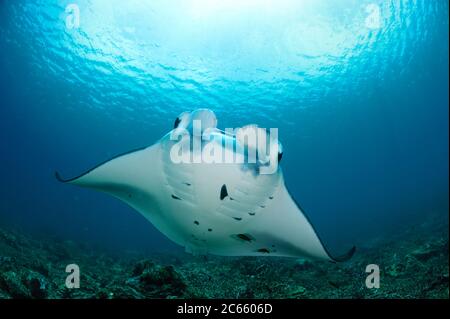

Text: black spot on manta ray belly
xmin=171 ymin=194 xmax=182 ymax=200
xmin=256 ymin=248 xmax=270 ymax=254
xmin=232 ymin=217 xmax=242 ymax=221
xmin=194 ymin=220 xmax=199 ymax=225
xmin=220 ymin=184 xmax=228 ymax=200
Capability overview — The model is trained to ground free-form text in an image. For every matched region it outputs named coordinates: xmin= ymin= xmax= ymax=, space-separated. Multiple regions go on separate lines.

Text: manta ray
xmin=56 ymin=109 xmax=355 ymax=262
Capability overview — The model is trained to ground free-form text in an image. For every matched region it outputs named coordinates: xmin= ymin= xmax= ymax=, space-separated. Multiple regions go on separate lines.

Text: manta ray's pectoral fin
xmin=245 ymin=184 xmax=356 ymax=262
xmin=288 ymin=194 xmax=356 ymax=263
xmin=287 ymin=193 xmax=356 ymax=263
xmin=55 ymin=145 xmax=161 ymax=207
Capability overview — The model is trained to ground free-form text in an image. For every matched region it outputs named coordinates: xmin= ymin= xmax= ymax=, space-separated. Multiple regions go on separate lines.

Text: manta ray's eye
xmin=174 ymin=117 xmax=181 ymax=129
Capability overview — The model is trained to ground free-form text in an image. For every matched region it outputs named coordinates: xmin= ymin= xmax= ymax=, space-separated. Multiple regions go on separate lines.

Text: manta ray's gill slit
xmin=248 ymin=212 xmax=256 ymax=216
xmin=183 ymin=182 xmax=191 ymax=186
xmin=234 ymin=233 xmax=254 ymax=242
xmin=232 ymin=217 xmax=242 ymax=221
xmin=169 ymin=182 xmax=192 ymax=197
xmin=171 ymin=194 xmax=182 ymax=200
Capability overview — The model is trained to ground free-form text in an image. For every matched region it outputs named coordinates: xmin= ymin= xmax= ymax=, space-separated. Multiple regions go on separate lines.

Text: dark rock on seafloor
xmin=0 ymin=271 xmax=31 ymax=299
xmin=138 ymin=263 xmax=186 ymax=298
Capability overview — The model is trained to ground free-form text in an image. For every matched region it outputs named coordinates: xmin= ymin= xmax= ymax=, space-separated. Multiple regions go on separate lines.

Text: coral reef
xmin=0 ymin=216 xmax=448 ymax=299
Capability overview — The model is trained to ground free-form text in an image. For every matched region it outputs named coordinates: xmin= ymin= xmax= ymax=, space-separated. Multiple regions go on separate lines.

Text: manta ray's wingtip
xmin=55 ymin=171 xmax=67 ymax=183
xmin=329 ymin=246 xmax=356 ymax=263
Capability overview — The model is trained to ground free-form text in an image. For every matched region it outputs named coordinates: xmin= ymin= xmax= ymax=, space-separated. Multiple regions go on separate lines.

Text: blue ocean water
xmin=0 ymin=0 xmax=448 ymax=255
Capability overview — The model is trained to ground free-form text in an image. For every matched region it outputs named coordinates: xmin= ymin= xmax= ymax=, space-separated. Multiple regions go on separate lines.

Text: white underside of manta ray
xmin=56 ymin=109 xmax=355 ymax=262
